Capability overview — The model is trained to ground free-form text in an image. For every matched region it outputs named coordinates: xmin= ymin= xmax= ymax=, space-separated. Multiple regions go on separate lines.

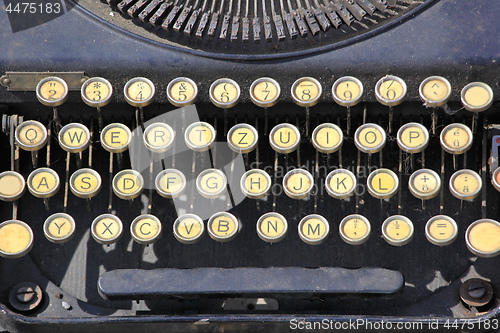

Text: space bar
xmin=98 ymin=267 xmax=404 ymax=300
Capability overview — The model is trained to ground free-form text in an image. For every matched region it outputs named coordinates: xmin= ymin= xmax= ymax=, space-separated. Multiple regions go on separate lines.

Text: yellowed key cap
xmin=375 ymin=75 xmax=407 ymax=107
xmin=354 ymin=123 xmax=386 ymax=154
xmin=143 ymin=122 xmax=175 ymax=153
xmin=408 ymin=169 xmax=440 ymax=200
xmin=339 ymin=214 xmax=371 ymax=245
xmin=250 ymin=78 xmax=281 ymax=108
xmin=227 ymin=123 xmax=258 ymax=154
xmin=155 ymin=169 xmax=186 ymax=199
xmin=43 ymin=213 xmax=76 ymax=244
xmin=112 ymin=169 xmax=144 ymax=200
xmin=36 ymin=77 xmax=68 ymax=107
xmin=492 ymin=167 xmax=500 ymax=193
xmin=283 ymin=169 xmax=314 ymax=199
xmin=101 ymin=123 xmax=132 ymax=153
xmin=440 ymin=123 xmax=473 ymax=155
xmin=325 ymin=169 xmax=356 ymax=199
xmin=298 ymin=214 xmax=329 ymax=245
xmin=27 ymin=168 xmax=60 ymax=199
xmin=461 ymin=82 xmax=494 ymax=112
xmin=419 ymin=76 xmax=451 ymax=108
xmin=124 ymin=77 xmax=155 ymax=107
xmin=382 ymin=215 xmax=414 ymax=246
xmin=256 ymin=212 xmax=288 ymax=243
xmin=196 ymin=169 xmax=227 ymax=199
xmin=449 ymin=169 xmax=482 ymax=201
xmin=91 ymin=214 xmax=123 ymax=245
xmin=70 ymin=168 xmax=101 ymax=199
xmin=291 ymin=77 xmax=322 ymax=107
xmin=269 ymin=123 xmax=301 ymax=154
xmin=130 ymin=214 xmax=162 ymax=245
xmin=166 ymin=77 xmax=198 ymax=107
xmin=466 ymin=219 xmax=500 ymax=258
xmin=0 ymin=171 xmax=25 ymax=202
xmin=311 ymin=123 xmax=343 ymax=154
xmin=367 ymin=168 xmax=398 ymax=200
xmin=0 ymin=220 xmax=34 ymax=258
xmin=59 ymin=123 xmax=90 ymax=153
xmin=209 ymin=78 xmax=241 ymax=108
xmin=425 ymin=215 xmax=458 ymax=246
xmin=397 ymin=123 xmax=429 ymax=154
xmin=184 ymin=122 xmax=216 ymax=152
xmin=81 ymin=77 xmax=113 ymax=108
xmin=240 ymin=169 xmax=271 ymax=199
xmin=15 ymin=120 xmax=48 ymax=152
xmin=332 ymin=76 xmax=363 ymax=107
xmin=207 ymin=212 xmax=239 ymax=242
xmin=173 ymin=214 xmax=205 ymax=244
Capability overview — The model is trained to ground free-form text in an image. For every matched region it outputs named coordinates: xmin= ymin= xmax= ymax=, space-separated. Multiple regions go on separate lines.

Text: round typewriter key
xmin=0 ymin=171 xmax=25 ymax=202
xmin=354 ymin=123 xmax=386 ymax=154
xmin=43 ymin=213 xmax=76 ymax=244
xmin=397 ymin=122 xmax=429 ymax=154
xmin=283 ymin=169 xmax=314 ymax=200
xmin=70 ymin=168 xmax=101 ymax=199
xmin=440 ymin=123 xmax=473 ymax=155
xmin=143 ymin=122 xmax=175 ymax=153
xmin=81 ymin=77 xmax=113 ymax=108
xmin=256 ymin=212 xmax=288 ymax=243
xmin=492 ymin=167 xmax=500 ymax=193
xmin=339 ymin=214 xmax=371 ymax=245
xmin=419 ymin=76 xmax=451 ymax=108
xmin=184 ymin=121 xmax=216 ymax=152
xmin=36 ymin=77 xmax=68 ymax=107
xmin=173 ymin=214 xmax=205 ymax=244
xmin=250 ymin=77 xmax=281 ymax=108
xmin=461 ymin=82 xmax=494 ymax=113
xmin=382 ymin=215 xmax=414 ymax=246
xmin=325 ymin=169 xmax=356 ymax=199
xmin=311 ymin=123 xmax=343 ymax=154
xmin=91 ymin=214 xmax=123 ymax=245
xmin=167 ymin=77 xmax=198 ymax=107
xmin=298 ymin=214 xmax=329 ymax=245
xmin=15 ymin=120 xmax=48 ymax=152
xmin=130 ymin=214 xmax=162 ymax=245
xmin=269 ymin=123 xmax=300 ymax=154
xmin=207 ymin=212 xmax=239 ymax=242
xmin=0 ymin=220 xmax=33 ymax=258
xmin=124 ymin=77 xmax=155 ymax=107
xmin=58 ymin=123 xmax=90 ymax=153
xmin=375 ymin=75 xmax=407 ymax=107
xmin=27 ymin=168 xmax=60 ymax=199
xmin=408 ymin=168 xmax=441 ymax=200
xmin=101 ymin=123 xmax=132 ymax=153
xmin=332 ymin=76 xmax=363 ymax=107
xmin=227 ymin=123 xmax=258 ymax=154
xmin=449 ymin=169 xmax=482 ymax=201
xmin=112 ymin=169 xmax=144 ymax=200
xmin=155 ymin=169 xmax=186 ymax=199
xmin=466 ymin=219 xmax=500 ymax=258
xmin=291 ymin=77 xmax=322 ymax=107
xmin=367 ymin=168 xmax=398 ymax=200
xmin=240 ymin=169 xmax=271 ymax=199
xmin=196 ymin=169 xmax=227 ymax=199
xmin=425 ymin=215 xmax=458 ymax=246
xmin=209 ymin=78 xmax=241 ymax=108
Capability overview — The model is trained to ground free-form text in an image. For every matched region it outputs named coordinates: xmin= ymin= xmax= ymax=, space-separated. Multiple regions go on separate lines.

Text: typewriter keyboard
xmin=1 ymin=75 xmax=499 ymax=316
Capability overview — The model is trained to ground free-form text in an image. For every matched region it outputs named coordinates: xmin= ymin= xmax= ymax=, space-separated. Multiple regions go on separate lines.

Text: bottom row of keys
xmin=1 ymin=214 xmax=500 ymax=259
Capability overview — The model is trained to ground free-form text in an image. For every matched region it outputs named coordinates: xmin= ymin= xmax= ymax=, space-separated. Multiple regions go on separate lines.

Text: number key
xmin=209 ymin=78 xmax=241 ymax=108
xmin=250 ymin=77 xmax=281 ymax=108
xmin=124 ymin=77 xmax=155 ymax=107
xmin=375 ymin=75 xmax=407 ymax=107
xmin=291 ymin=77 xmax=322 ymax=107
xmin=167 ymin=77 xmax=198 ymax=107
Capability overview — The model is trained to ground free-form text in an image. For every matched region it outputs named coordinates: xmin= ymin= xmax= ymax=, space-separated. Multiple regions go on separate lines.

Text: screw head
xmin=16 ymin=286 xmax=35 ymax=303
xmin=467 ymin=281 xmax=487 ymax=299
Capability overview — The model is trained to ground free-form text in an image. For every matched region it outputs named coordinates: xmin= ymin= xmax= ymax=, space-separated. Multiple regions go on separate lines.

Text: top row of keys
xmin=35 ymin=76 xmax=495 ymax=112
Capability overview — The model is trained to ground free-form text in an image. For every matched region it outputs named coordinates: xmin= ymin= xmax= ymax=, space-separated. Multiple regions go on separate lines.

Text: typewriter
xmin=0 ymin=0 xmax=499 ymax=331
